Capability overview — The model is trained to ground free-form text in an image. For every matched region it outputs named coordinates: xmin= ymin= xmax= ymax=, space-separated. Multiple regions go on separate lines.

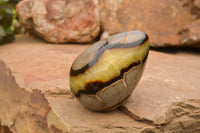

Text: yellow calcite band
xmin=70 ymin=40 xmax=149 ymax=94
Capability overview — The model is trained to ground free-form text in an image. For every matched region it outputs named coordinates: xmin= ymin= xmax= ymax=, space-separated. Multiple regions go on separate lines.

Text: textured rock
xmin=16 ymin=0 xmax=200 ymax=47
xmin=160 ymin=99 xmax=200 ymax=133
xmin=122 ymin=50 xmax=200 ymax=120
xmin=120 ymin=49 xmax=200 ymax=132
xmin=100 ymin=0 xmax=200 ymax=47
xmin=0 ymin=59 xmax=70 ymax=133
xmin=16 ymin=0 xmax=100 ymax=43
xmin=0 ymin=35 xmax=199 ymax=133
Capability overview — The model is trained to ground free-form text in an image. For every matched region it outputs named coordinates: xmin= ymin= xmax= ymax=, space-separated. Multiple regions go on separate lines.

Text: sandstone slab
xmin=16 ymin=0 xmax=100 ymax=43
xmin=100 ymin=0 xmax=200 ymax=47
xmin=0 ymin=35 xmax=153 ymax=133
xmin=122 ymin=50 xmax=200 ymax=132
xmin=0 ymin=35 xmax=200 ymax=133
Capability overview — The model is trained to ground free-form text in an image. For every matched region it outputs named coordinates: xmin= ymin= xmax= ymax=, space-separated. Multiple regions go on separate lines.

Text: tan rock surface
xmin=0 ymin=35 xmax=200 ymax=132
xmin=0 ymin=58 xmax=70 ymax=133
xmin=0 ymin=35 xmax=152 ymax=133
xmin=124 ymin=50 xmax=200 ymax=122
xmin=100 ymin=0 xmax=200 ymax=47
xmin=16 ymin=0 xmax=100 ymax=43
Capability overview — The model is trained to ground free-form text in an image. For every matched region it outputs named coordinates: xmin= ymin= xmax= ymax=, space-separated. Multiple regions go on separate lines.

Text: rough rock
xmin=16 ymin=0 xmax=200 ymax=47
xmin=99 ymin=0 xmax=200 ymax=47
xmin=0 ymin=59 xmax=71 ymax=133
xmin=16 ymin=0 xmax=100 ymax=43
xmin=120 ymin=50 xmax=200 ymax=132
xmin=0 ymin=35 xmax=200 ymax=133
xmin=159 ymin=99 xmax=200 ymax=133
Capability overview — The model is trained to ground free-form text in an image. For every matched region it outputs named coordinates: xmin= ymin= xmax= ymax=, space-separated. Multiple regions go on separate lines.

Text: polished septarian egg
xmin=69 ymin=31 xmax=150 ymax=111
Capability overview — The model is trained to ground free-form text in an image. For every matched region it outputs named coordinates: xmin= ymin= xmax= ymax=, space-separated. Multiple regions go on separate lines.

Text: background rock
xmin=16 ymin=0 xmax=100 ymax=43
xmin=0 ymin=35 xmax=199 ymax=132
xmin=100 ymin=0 xmax=200 ymax=47
xmin=16 ymin=0 xmax=200 ymax=47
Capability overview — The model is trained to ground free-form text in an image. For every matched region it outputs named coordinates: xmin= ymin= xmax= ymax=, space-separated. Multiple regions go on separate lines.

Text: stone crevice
xmin=118 ymin=106 xmax=155 ymax=126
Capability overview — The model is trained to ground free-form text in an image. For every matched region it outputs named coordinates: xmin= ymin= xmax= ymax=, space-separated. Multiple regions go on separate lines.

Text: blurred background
xmin=1 ymin=0 xmax=200 ymax=49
